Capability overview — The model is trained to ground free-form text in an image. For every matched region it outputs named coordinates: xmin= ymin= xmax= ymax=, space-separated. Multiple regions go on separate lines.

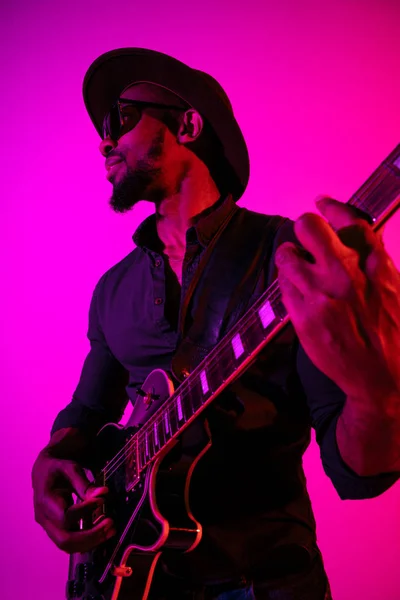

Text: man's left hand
xmin=275 ymin=197 xmax=400 ymax=407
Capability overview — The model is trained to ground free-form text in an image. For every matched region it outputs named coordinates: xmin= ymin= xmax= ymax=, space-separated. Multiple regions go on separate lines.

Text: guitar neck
xmin=116 ymin=145 xmax=400 ymax=477
xmin=348 ymin=144 xmax=400 ymax=229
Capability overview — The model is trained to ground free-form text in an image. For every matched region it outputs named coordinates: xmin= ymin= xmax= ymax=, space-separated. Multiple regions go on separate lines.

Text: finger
xmin=336 ymin=221 xmax=384 ymax=273
xmin=275 ymin=242 xmax=316 ymax=296
xmin=43 ymin=515 xmax=116 ymax=554
xmin=64 ymin=496 xmax=107 ymax=529
xmin=36 ymin=490 xmax=71 ymax=526
xmin=37 ymin=477 xmax=108 ymax=527
xmin=294 ymin=212 xmax=353 ymax=266
xmin=277 ymin=271 xmax=305 ymax=324
xmin=66 ymin=517 xmax=116 ymax=553
xmin=315 ymin=196 xmax=366 ymax=230
xmin=63 ymin=462 xmax=93 ymax=500
xmin=376 ymin=224 xmax=385 ymax=241
xmin=365 ymin=242 xmax=400 ymax=284
xmin=85 ymin=485 xmax=109 ymax=500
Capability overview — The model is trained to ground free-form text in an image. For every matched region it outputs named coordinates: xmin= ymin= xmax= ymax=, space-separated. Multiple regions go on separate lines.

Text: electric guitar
xmin=66 ymin=145 xmax=400 ymax=600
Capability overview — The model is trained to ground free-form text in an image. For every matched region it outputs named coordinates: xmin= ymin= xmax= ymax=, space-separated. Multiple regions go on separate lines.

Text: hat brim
xmin=83 ymin=48 xmax=249 ymax=199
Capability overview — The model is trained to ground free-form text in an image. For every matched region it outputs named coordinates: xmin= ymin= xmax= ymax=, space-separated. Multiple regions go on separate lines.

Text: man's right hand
xmin=32 ymin=450 xmax=116 ymax=553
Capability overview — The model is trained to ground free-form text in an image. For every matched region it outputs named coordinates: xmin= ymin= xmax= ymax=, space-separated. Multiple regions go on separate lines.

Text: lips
xmin=105 ymin=157 xmax=123 ymax=171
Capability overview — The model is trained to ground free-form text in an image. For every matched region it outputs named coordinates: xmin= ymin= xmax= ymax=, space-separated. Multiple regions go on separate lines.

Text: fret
xmin=149 ymin=429 xmax=156 ymax=458
xmin=187 ymin=379 xmax=203 ymax=412
xmin=207 ymin=333 xmax=243 ymax=391
xmin=348 ymin=165 xmax=387 ymax=213
xmin=348 ymin=147 xmax=400 ymax=223
xmin=153 ymin=421 xmax=160 ymax=448
xmin=138 ymin=437 xmax=146 ymax=469
xmin=143 ymin=419 xmax=165 ymax=461
xmin=160 ymin=418 xmax=167 ymax=447
xmin=168 ymin=400 xmax=179 ymax=434
xmin=153 ymin=418 xmax=165 ymax=449
xmin=231 ymin=333 xmax=244 ymax=359
xmin=138 ymin=423 xmax=158 ymax=465
xmin=183 ymin=388 xmax=196 ymax=420
xmin=359 ymin=172 xmax=399 ymax=220
xmin=176 ymin=395 xmax=184 ymax=421
xmin=240 ymin=300 xmax=278 ymax=351
xmin=124 ymin=435 xmax=139 ymax=489
xmin=269 ymin=292 xmax=287 ymax=321
xmin=200 ymin=370 xmax=209 ymax=395
xmin=149 ymin=428 xmax=156 ymax=457
xmin=159 ymin=418 xmax=167 ymax=447
xmin=258 ymin=299 xmax=276 ymax=329
xmin=164 ymin=409 xmax=171 ymax=436
xmin=223 ymin=337 xmax=241 ymax=372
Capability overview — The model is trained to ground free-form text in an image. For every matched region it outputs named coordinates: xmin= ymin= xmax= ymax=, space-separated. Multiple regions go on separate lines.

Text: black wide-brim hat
xmin=83 ymin=48 xmax=250 ymax=199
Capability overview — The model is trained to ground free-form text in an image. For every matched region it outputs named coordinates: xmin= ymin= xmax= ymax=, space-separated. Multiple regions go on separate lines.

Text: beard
xmin=109 ymin=131 xmax=165 ymax=213
xmin=109 ymin=160 xmax=162 ymax=213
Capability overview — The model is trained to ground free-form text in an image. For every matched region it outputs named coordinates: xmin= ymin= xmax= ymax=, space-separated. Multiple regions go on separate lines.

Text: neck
xmin=155 ymin=164 xmax=221 ymax=259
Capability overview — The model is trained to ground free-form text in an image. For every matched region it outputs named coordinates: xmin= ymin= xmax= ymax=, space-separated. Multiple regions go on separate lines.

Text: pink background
xmin=2 ymin=0 xmax=400 ymax=598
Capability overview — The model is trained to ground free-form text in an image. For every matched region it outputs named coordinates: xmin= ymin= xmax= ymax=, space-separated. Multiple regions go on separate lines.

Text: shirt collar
xmin=132 ymin=194 xmax=237 ymax=251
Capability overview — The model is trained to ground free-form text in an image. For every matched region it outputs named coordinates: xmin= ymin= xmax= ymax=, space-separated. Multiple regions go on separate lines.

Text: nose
xmin=99 ymin=136 xmax=117 ymax=157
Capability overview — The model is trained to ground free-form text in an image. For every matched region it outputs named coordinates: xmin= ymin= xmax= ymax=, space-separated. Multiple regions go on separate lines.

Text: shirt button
xmin=155 ymin=259 xmax=162 ymax=267
xmin=154 ymin=297 xmax=163 ymax=305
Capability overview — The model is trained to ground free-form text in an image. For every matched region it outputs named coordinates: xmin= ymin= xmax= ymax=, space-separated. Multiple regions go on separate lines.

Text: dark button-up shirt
xmin=51 ymin=195 xmax=399 ymax=582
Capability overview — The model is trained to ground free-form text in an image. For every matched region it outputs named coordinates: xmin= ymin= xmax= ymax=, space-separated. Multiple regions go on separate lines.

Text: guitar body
xmin=66 ymin=369 xmax=210 ymax=600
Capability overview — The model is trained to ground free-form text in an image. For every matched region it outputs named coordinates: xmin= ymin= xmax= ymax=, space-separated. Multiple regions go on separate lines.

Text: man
xmin=32 ymin=48 xmax=400 ymax=599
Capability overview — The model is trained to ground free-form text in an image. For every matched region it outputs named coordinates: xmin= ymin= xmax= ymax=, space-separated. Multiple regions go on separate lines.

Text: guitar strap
xmin=177 ymin=201 xmax=239 ymax=337
xmin=172 ymin=208 xmax=288 ymax=380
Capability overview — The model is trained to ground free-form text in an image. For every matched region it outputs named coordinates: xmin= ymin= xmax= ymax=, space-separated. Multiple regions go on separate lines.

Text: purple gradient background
xmin=2 ymin=1 xmax=400 ymax=599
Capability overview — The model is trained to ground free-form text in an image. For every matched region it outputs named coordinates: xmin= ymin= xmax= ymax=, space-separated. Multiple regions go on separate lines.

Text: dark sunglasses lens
xmin=110 ymin=104 xmax=122 ymax=139
xmin=102 ymin=103 xmax=141 ymax=140
xmin=102 ymin=104 xmax=121 ymax=140
xmin=119 ymin=105 xmax=142 ymax=136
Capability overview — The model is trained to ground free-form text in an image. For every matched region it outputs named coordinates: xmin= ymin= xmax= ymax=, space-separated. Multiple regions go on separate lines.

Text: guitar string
xmin=349 ymin=163 xmax=399 ymax=215
xmin=102 ymin=167 xmax=399 ymax=481
xmin=367 ymin=179 xmax=400 ymax=216
xmin=104 ymin=306 xmax=283 ymax=481
xmin=102 ymin=277 xmax=287 ymax=480
xmin=102 ymin=162 xmax=400 ymax=480
xmin=348 ymin=157 xmax=398 ymax=211
xmin=102 ymin=281 xmax=284 ymax=480
xmin=103 ymin=207 xmax=398 ymax=481
xmin=101 ymin=270 xmax=289 ymax=479
xmin=102 ymin=187 xmax=397 ymax=483
xmin=102 ymin=314 xmax=279 ymax=480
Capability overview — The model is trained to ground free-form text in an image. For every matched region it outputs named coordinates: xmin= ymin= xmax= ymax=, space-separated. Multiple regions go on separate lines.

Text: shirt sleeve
xmin=296 ymin=341 xmax=400 ymax=500
xmin=51 ymin=277 xmax=129 ymax=436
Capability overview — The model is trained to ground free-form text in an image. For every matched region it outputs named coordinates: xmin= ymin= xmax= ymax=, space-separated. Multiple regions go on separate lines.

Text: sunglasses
xmin=102 ymin=98 xmax=189 ymax=141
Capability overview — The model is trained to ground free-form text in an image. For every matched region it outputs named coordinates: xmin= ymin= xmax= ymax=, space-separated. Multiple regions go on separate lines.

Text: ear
xmin=177 ymin=110 xmax=204 ymax=144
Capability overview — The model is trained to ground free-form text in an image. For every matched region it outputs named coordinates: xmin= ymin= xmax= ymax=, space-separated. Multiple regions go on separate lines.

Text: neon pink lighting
xmin=3 ymin=1 xmax=400 ymax=599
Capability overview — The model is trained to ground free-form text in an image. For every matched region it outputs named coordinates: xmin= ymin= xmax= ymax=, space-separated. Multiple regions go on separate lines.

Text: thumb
xmin=63 ymin=462 xmax=93 ymax=500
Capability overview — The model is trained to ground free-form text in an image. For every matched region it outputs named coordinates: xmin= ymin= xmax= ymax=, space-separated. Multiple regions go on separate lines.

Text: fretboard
xmin=107 ymin=145 xmax=400 ymax=482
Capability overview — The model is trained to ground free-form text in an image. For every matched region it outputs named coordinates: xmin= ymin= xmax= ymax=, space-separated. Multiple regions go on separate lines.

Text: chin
xmin=109 ymin=180 xmax=146 ymax=213
xmin=109 ymin=164 xmax=162 ymax=213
